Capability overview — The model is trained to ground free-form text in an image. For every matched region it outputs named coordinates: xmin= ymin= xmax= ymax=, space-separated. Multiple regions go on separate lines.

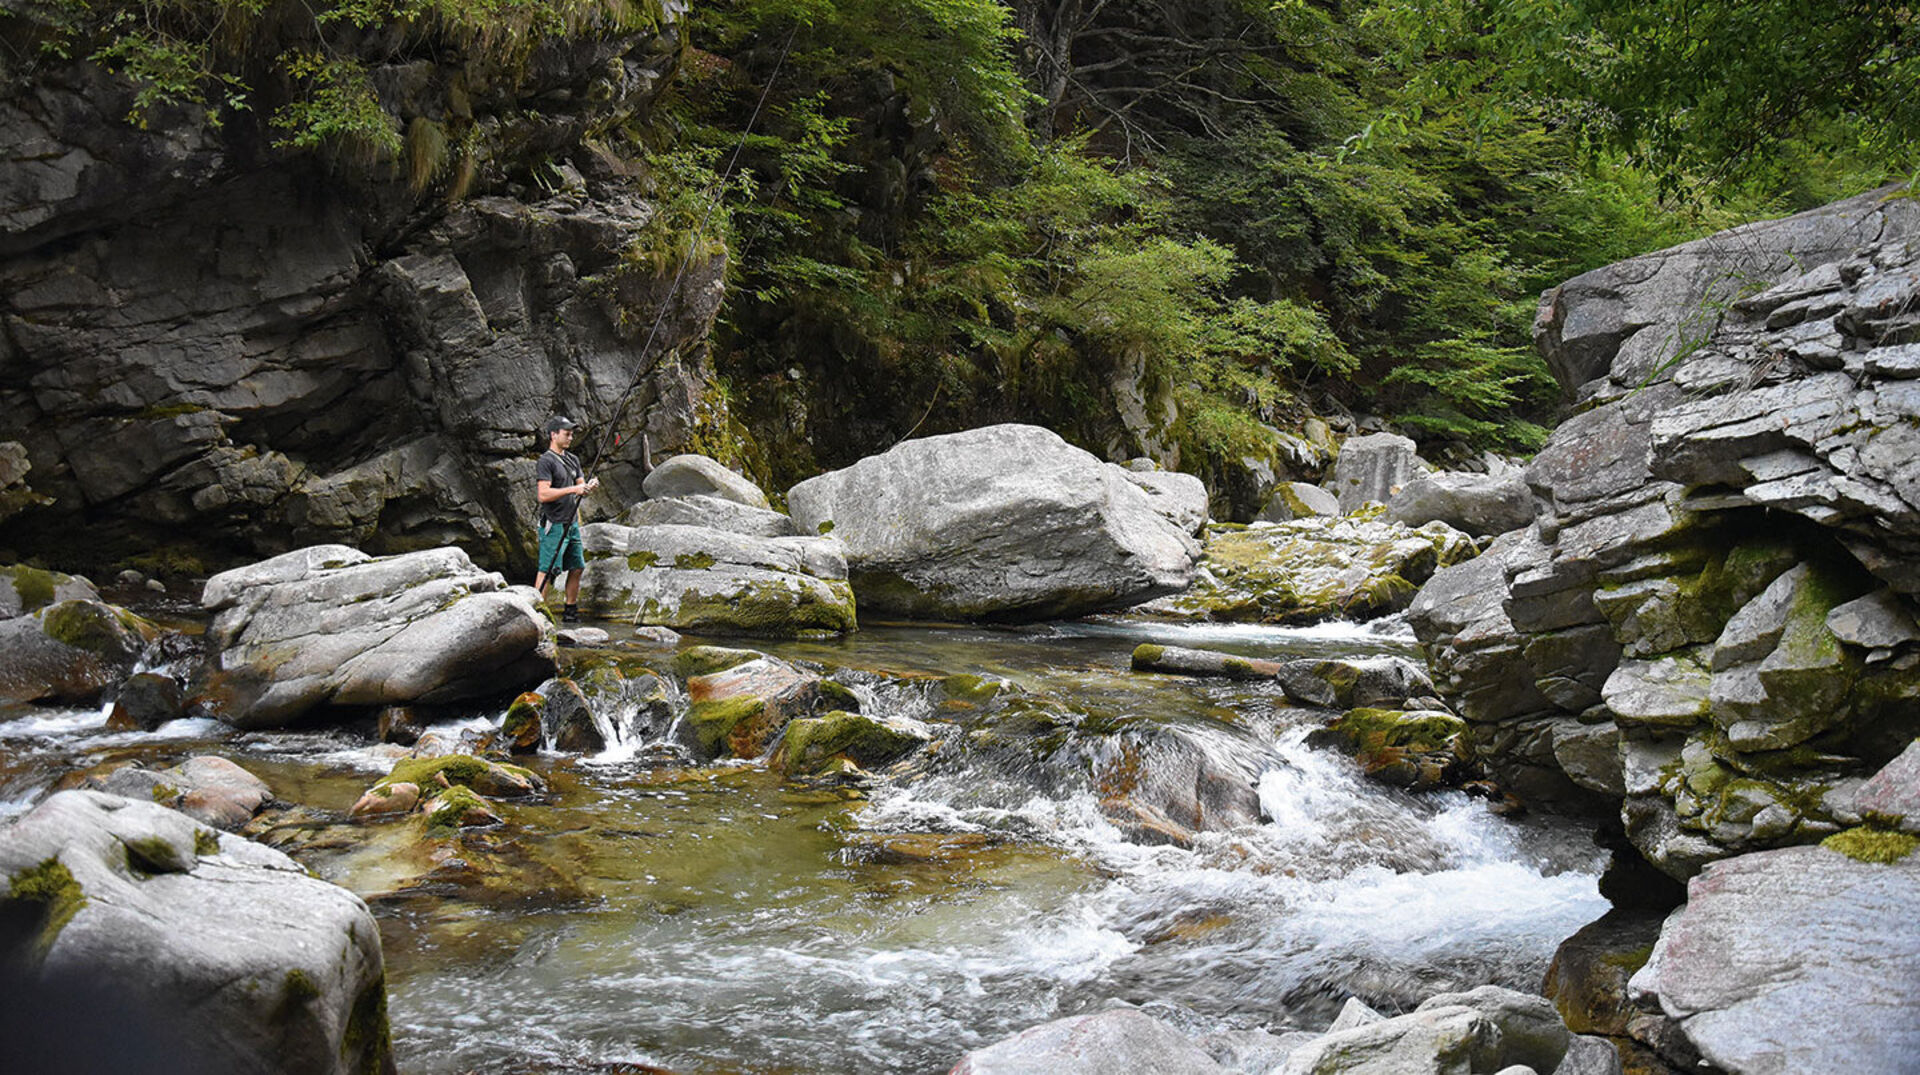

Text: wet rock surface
xmin=579 ymin=521 xmax=856 ymax=636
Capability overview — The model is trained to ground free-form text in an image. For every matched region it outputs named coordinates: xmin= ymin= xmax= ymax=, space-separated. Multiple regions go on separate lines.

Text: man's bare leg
xmin=564 ymin=569 xmax=583 ymax=605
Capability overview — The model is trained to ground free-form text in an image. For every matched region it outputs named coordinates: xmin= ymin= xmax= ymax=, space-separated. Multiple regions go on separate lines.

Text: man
xmin=533 ymin=415 xmax=598 ymax=623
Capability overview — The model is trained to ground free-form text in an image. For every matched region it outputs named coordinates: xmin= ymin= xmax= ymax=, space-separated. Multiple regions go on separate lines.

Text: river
xmin=0 ymin=615 xmax=1608 ymax=1074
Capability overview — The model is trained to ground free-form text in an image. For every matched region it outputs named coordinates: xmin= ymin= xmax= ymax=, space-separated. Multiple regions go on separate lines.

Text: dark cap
xmin=544 ymin=415 xmax=579 ymax=435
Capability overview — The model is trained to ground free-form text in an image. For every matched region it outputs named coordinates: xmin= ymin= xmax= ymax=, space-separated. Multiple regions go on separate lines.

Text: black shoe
xmin=562 ymin=605 xmax=580 ymax=624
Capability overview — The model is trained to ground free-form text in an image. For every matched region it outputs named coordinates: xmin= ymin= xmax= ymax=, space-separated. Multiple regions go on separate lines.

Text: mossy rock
xmin=501 ymin=692 xmax=545 ymax=753
xmin=422 ymin=785 xmax=501 ymax=830
xmin=6 ymin=856 xmax=87 ymax=960
xmin=1821 ymin=826 xmax=1919 ymax=864
xmin=819 ymin=679 xmax=862 ymax=713
xmin=940 ymin=673 xmax=1011 ymax=705
xmin=378 ymin=755 xmax=542 ymax=798
xmin=1312 ymin=707 xmax=1469 ymax=791
xmin=36 ymin=599 xmax=156 ymax=658
xmin=674 ymin=645 xmax=763 ymax=678
xmin=778 ymin=710 xmax=928 ymax=774
xmin=686 ymin=695 xmax=767 ymax=758
xmin=3 ymin=564 xmax=66 ymax=613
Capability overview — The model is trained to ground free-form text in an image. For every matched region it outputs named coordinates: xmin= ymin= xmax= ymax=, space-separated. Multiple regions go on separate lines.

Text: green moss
xmin=817 ymin=520 xmax=835 ymax=534
xmin=1222 ymin=657 xmax=1256 ymax=675
xmin=378 ymin=754 xmax=535 ymax=794
xmin=149 ymin=782 xmax=179 ymax=803
xmin=627 ymin=550 xmax=661 ymax=570
xmin=340 ymin=974 xmax=393 ymax=1075
xmin=779 ymin=710 xmax=925 ymax=773
xmin=673 ymin=552 xmax=717 ymax=569
xmin=38 ymin=600 xmax=149 ymax=655
xmin=674 ymin=646 xmax=763 ymax=678
xmin=193 ymin=829 xmax=222 ymax=856
xmin=1330 ymin=707 xmax=1467 ymax=753
xmin=7 ymin=857 xmax=86 ymax=959
xmin=940 ymin=674 xmax=1007 ymax=703
xmin=279 ymin=968 xmax=322 ymax=1017
xmin=121 ymin=834 xmax=191 ymax=875
xmin=1131 ymin=643 xmax=1167 ymax=669
xmin=1822 ymin=826 xmax=1919 ymax=864
xmin=124 ymin=546 xmax=207 ymax=580
xmin=820 ymin=680 xmax=862 ymax=712
xmin=687 ymin=695 xmax=766 ymax=757
xmin=658 ymin=579 xmax=857 ymax=637
xmin=4 ymin=565 xmax=60 ymax=612
xmin=424 ymin=785 xmax=492 ymax=830
xmin=502 ymin=692 xmax=544 ymax=744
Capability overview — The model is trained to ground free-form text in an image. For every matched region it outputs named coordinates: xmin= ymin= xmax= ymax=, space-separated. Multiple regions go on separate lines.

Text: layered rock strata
xmin=1410 ymin=188 xmax=1920 ymax=876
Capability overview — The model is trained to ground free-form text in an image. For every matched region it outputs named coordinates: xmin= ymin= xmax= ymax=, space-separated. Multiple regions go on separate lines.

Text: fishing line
xmin=582 ymin=22 xmax=801 ymax=475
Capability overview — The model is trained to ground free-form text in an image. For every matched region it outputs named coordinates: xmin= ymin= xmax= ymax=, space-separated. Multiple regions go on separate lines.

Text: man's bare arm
xmin=537 ymin=478 xmax=595 ymax=503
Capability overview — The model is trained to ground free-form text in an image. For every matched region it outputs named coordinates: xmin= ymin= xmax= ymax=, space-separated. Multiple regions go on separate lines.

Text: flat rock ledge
xmin=0 ymin=790 xmax=393 ymax=1075
xmin=201 ymin=544 xmax=556 ymax=729
xmin=579 ymin=522 xmax=856 ymax=637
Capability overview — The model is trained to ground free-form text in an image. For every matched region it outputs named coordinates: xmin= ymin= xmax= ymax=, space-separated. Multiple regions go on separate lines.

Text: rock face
xmin=579 ymin=522 xmax=856 ymax=636
xmin=201 ymin=545 xmax=556 ymax=728
xmin=1630 ymin=844 xmax=1920 ymax=1074
xmin=0 ymin=790 xmax=392 ymax=1075
xmin=625 ymin=493 xmax=801 ymax=538
xmin=1324 ymin=432 xmax=1425 ymax=512
xmin=1143 ymin=517 xmax=1475 ymax=625
xmin=1410 ymin=189 xmax=1920 ymax=875
xmin=640 ymin=455 xmax=772 ymax=509
xmin=786 ymin=424 xmax=1200 ymax=622
xmin=0 ymin=6 xmax=716 ymax=577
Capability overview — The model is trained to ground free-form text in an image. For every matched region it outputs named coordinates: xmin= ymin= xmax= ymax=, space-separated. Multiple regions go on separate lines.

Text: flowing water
xmin=0 ymin=616 xmax=1608 ymax=1074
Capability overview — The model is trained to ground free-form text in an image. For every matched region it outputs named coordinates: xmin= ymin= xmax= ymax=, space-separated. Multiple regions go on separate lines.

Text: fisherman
xmin=533 ymin=416 xmax=597 ymax=623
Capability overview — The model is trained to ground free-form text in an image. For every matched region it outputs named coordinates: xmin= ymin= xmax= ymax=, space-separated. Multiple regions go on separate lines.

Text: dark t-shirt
xmin=536 ymin=450 xmax=585 ymax=525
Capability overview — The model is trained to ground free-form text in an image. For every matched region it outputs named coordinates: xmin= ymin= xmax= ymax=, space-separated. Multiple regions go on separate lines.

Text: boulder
xmin=949 ymin=1008 xmax=1227 ymax=1075
xmin=199 ymin=545 xmax=556 ymax=729
xmin=103 ymin=670 xmax=188 ymax=731
xmin=1630 ymin=844 xmax=1920 ymax=1074
xmin=1324 ymin=432 xmax=1425 ymax=512
xmin=536 ymin=677 xmax=603 ymax=753
xmin=776 ymin=710 xmax=932 ymax=774
xmin=1387 ymin=471 xmax=1537 ymax=537
xmin=0 ymin=598 xmax=157 ymax=704
xmin=579 ymin=522 xmax=855 ymax=636
xmin=685 ymin=656 xmax=825 ymax=761
xmin=0 ymin=564 xmax=98 ymax=619
xmin=1308 ymin=708 xmax=1469 ymax=791
xmin=640 ymin=454 xmax=771 ymax=509
xmin=624 ymin=493 xmax=800 ymax=537
xmin=1413 ymin=986 xmax=1571 ymax=1074
xmin=785 ymin=424 xmax=1199 ymax=621
xmin=1276 ymin=656 xmax=1436 ymax=710
xmin=1113 ymin=465 xmax=1210 ymax=535
xmin=1276 ymin=1004 xmax=1500 ymax=1074
xmin=86 ymin=756 xmax=274 ymax=831
xmin=1854 ymin=738 xmax=1920 ymax=832
xmin=0 ymin=790 xmax=392 ymax=1075
xmin=1257 ymin=481 xmax=1343 ymax=523
xmin=1143 ymin=517 xmax=1474 ymax=625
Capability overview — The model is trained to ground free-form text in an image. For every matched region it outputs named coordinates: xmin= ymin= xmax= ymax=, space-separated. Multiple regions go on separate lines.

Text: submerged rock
xmin=786 ymin=424 xmax=1200 ymax=621
xmin=199 ymin=545 xmax=556 ymax=729
xmin=776 ymin=710 xmax=932 ymax=775
xmin=1141 ymin=517 xmax=1474 ymax=625
xmin=0 ymin=790 xmax=392 ymax=1075
xmin=1630 ymin=844 xmax=1920 ymax=1074
xmin=685 ymin=655 xmax=826 ymax=761
xmin=1130 ymin=643 xmax=1284 ymax=679
xmin=580 ymin=521 xmax=855 ymax=636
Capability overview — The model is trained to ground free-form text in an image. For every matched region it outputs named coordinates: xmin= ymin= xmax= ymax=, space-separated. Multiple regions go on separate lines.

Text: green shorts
xmin=536 ymin=520 xmax=585 ymax=574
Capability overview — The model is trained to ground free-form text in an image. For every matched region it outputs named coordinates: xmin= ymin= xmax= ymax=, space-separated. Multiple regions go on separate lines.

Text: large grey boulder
xmin=1630 ymin=844 xmax=1920 ymax=1074
xmin=624 ymin=493 xmax=801 ymax=538
xmin=1113 ymin=465 xmax=1210 ymax=535
xmin=1258 ymin=481 xmax=1343 ymax=523
xmin=640 ymin=454 xmax=771 ymax=509
xmin=1324 ymin=432 xmax=1426 ymax=512
xmin=786 ymin=424 xmax=1199 ymax=621
xmin=0 ymin=790 xmax=392 ymax=1075
xmin=1388 ymin=471 xmax=1536 ymax=537
xmin=949 ymin=1008 xmax=1227 ymax=1074
xmin=200 ymin=545 xmax=556 ymax=728
xmin=579 ymin=522 xmax=855 ymax=636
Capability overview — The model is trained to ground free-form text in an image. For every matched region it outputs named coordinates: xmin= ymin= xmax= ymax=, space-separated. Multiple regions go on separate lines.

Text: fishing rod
xmin=580 ymin=23 xmax=801 ymax=482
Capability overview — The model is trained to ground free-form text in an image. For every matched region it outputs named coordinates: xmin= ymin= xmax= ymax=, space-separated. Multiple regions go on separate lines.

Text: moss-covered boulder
xmin=684 ymin=656 xmax=825 ymax=761
xmin=674 ymin=645 xmax=765 ymax=678
xmin=0 ymin=791 xmax=392 ymax=1075
xmin=775 ymin=710 xmax=932 ymax=775
xmin=1140 ymin=516 xmax=1475 ymax=625
xmin=0 ymin=563 xmax=99 ymax=619
xmin=375 ymin=754 xmax=544 ymax=799
xmin=579 ymin=522 xmax=856 ymax=637
xmin=0 ymin=598 xmax=158 ymax=704
xmin=1310 ymin=707 xmax=1470 ymax=790
xmin=85 ymin=756 xmax=273 ymax=832
xmin=501 ymin=692 xmax=544 ymax=753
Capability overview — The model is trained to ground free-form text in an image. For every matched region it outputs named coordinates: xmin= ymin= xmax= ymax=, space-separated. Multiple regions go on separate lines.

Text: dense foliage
xmin=7 ymin=0 xmax=1907 ymax=496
